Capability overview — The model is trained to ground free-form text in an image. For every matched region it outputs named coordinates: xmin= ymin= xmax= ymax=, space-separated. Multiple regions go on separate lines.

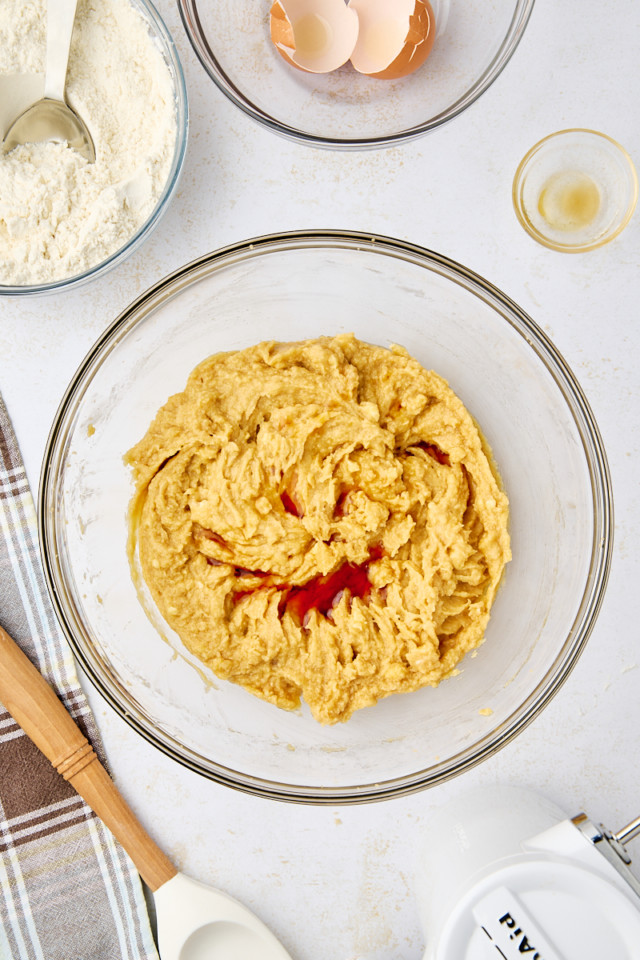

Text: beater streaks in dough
xmin=126 ymin=335 xmax=510 ymax=724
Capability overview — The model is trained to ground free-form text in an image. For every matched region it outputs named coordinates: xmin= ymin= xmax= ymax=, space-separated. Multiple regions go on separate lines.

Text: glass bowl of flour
xmin=0 ymin=0 xmax=187 ymax=295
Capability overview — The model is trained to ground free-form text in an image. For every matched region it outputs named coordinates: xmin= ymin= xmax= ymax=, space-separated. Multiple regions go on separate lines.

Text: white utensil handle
xmin=45 ymin=0 xmax=79 ymax=101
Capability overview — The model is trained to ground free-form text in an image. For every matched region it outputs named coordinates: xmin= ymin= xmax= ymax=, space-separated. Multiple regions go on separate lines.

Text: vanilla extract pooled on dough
xmin=126 ymin=335 xmax=511 ymax=725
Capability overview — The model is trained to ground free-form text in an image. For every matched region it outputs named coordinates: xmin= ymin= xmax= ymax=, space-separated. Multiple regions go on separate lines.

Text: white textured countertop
xmin=1 ymin=1 xmax=639 ymax=957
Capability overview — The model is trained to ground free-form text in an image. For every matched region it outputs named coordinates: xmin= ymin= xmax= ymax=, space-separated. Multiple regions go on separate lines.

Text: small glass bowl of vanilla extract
xmin=512 ymin=128 xmax=637 ymax=252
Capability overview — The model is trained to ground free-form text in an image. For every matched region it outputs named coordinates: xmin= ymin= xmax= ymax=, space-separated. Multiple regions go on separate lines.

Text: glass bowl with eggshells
xmin=178 ymin=0 xmax=534 ymax=149
xmin=0 ymin=0 xmax=188 ymax=295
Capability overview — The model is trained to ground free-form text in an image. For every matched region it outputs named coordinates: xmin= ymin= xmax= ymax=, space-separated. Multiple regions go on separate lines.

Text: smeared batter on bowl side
xmin=125 ymin=334 xmax=510 ymax=724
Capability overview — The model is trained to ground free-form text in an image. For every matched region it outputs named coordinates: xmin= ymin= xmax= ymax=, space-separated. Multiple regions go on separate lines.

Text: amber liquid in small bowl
xmin=513 ymin=129 xmax=638 ymax=252
xmin=537 ymin=171 xmax=601 ymax=232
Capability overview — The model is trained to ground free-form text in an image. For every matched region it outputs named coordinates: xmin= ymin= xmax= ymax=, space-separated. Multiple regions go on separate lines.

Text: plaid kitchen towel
xmin=0 ymin=395 xmax=158 ymax=960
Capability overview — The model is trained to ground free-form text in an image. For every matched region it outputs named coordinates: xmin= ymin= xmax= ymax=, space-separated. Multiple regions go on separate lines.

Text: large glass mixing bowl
xmin=39 ymin=231 xmax=612 ymax=803
xmin=178 ymin=0 xmax=535 ymax=149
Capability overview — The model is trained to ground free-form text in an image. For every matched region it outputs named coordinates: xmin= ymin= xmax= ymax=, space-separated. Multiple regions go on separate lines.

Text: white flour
xmin=0 ymin=0 xmax=178 ymax=286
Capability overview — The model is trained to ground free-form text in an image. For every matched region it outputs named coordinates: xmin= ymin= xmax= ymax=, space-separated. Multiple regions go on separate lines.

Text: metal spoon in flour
xmin=2 ymin=0 xmax=95 ymax=161
xmin=0 ymin=625 xmax=293 ymax=960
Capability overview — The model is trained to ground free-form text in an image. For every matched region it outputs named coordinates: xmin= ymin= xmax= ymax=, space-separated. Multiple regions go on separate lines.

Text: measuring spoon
xmin=2 ymin=0 xmax=95 ymax=160
xmin=0 ymin=625 xmax=293 ymax=960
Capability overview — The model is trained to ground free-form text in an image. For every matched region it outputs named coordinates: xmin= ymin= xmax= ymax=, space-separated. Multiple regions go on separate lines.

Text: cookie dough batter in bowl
xmin=126 ymin=335 xmax=511 ymax=725
xmin=40 ymin=231 xmax=611 ymax=802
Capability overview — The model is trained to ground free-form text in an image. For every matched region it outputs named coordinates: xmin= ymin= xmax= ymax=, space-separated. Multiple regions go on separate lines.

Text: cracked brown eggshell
xmin=270 ymin=0 xmax=359 ymax=74
xmin=348 ymin=0 xmax=436 ymax=79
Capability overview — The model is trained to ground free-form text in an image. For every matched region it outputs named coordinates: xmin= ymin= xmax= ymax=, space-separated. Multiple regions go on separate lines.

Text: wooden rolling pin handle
xmin=0 ymin=624 xmax=177 ymax=892
xmin=55 ymin=740 xmax=98 ymax=780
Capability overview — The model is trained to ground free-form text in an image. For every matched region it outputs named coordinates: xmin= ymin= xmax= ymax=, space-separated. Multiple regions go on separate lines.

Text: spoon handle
xmin=0 ymin=624 xmax=177 ymax=892
xmin=45 ymin=0 xmax=80 ymax=102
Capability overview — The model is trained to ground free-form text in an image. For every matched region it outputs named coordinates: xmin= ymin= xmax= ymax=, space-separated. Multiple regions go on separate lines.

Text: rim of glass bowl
xmin=0 ymin=0 xmax=189 ymax=298
xmin=38 ymin=230 xmax=613 ymax=804
xmin=177 ymin=0 xmax=536 ymax=150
